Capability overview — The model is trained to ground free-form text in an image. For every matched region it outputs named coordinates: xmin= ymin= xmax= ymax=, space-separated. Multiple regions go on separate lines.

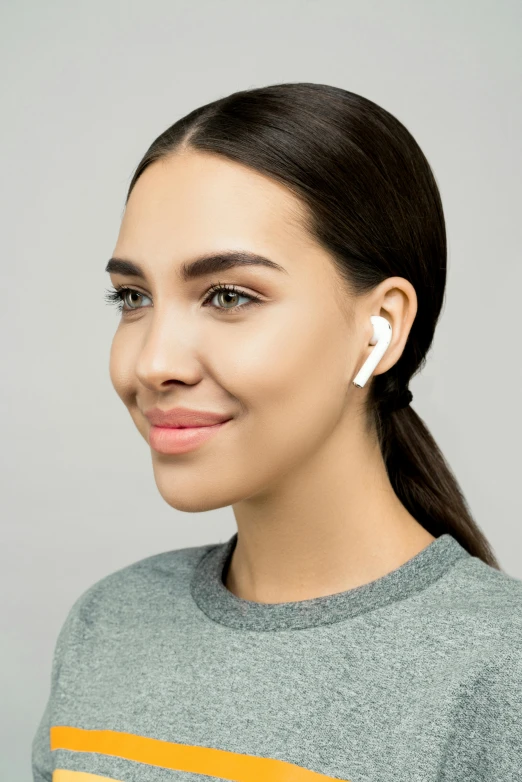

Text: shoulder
xmin=449 ymin=553 xmax=522 ymax=613
xmin=62 ymin=540 xmax=219 ymax=630
xmin=431 ymin=550 xmax=522 ymax=656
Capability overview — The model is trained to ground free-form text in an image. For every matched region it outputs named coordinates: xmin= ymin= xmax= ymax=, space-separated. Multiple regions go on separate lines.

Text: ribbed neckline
xmin=190 ymin=532 xmax=471 ymax=631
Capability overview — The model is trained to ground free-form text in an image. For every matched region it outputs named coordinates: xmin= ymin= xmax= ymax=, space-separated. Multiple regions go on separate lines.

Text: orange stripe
xmin=53 ymin=772 xmax=123 ymax=781
xmin=51 ymin=726 xmax=350 ymax=782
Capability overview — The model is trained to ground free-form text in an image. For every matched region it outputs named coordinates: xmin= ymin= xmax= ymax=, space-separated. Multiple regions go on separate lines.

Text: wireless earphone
xmin=352 ymin=315 xmax=392 ymax=388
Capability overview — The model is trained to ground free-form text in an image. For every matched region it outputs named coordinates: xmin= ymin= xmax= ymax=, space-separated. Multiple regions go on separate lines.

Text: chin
xmin=148 ymin=446 xmax=277 ymax=512
xmin=161 ymin=494 xmax=231 ymax=514
xmin=150 ymin=471 xmax=244 ymax=514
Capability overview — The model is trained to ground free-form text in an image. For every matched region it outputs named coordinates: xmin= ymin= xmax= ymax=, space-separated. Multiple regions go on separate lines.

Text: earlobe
xmin=352 ymin=316 xmax=393 ymax=388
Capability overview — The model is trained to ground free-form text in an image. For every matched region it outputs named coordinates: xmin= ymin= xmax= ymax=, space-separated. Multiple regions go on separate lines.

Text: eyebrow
xmin=104 ymin=250 xmax=288 ymax=282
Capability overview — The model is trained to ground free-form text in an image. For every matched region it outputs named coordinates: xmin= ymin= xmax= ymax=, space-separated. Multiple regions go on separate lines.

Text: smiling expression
xmin=107 ymin=149 xmax=363 ymax=512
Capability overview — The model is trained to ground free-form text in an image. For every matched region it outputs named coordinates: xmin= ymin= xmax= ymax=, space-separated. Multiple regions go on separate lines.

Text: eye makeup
xmin=104 ymin=281 xmax=264 ymax=316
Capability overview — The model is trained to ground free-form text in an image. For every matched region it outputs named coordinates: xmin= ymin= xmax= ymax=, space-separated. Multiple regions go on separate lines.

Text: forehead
xmin=116 ymin=149 xmax=311 ymax=260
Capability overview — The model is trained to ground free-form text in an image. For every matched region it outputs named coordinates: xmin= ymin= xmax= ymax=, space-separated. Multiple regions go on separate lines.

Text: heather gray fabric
xmin=32 ymin=532 xmax=522 ymax=781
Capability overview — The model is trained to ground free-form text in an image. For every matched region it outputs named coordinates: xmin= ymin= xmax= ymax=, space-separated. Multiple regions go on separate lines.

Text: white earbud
xmin=352 ymin=315 xmax=392 ymax=388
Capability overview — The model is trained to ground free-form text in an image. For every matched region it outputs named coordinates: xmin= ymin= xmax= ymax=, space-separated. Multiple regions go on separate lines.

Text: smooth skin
xmin=108 ymin=148 xmax=435 ymax=605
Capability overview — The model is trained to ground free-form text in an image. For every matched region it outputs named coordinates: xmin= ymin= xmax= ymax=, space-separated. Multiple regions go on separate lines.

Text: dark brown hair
xmin=124 ymin=82 xmax=500 ymax=569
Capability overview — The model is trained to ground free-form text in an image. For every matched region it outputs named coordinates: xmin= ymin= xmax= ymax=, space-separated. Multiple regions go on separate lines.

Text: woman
xmin=33 ymin=83 xmax=522 ymax=781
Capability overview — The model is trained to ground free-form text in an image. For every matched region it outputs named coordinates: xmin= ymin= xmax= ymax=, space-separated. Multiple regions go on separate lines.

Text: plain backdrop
xmin=1 ymin=0 xmax=521 ymax=777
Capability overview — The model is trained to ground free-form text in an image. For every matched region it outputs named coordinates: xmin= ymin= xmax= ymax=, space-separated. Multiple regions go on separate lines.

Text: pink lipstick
xmin=148 ymin=420 xmax=231 ymax=454
xmin=143 ymin=406 xmax=233 ymax=454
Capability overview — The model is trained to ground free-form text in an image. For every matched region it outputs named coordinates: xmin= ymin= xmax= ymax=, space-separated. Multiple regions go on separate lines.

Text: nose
xmin=134 ymin=312 xmax=202 ymax=392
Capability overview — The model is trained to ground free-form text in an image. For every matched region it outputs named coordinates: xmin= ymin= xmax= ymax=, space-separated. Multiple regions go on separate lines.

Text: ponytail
xmin=379 ymin=406 xmax=501 ymax=568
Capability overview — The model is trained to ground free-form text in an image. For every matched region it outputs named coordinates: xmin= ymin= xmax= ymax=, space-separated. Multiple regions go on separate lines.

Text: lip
xmin=143 ymin=406 xmax=233 ymax=428
xmin=148 ymin=419 xmax=231 ymax=454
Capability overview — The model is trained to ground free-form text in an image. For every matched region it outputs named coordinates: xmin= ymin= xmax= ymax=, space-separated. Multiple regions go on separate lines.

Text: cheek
xmin=215 ymin=310 xmax=350 ymax=460
xmin=108 ymin=328 xmax=138 ymax=407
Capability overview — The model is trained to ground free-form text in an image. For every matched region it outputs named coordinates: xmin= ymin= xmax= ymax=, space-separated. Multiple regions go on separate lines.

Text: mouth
xmin=148 ymin=419 xmax=232 ymax=455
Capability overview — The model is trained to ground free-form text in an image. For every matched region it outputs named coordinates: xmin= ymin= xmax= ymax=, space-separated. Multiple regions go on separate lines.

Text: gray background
xmin=1 ymin=0 xmax=521 ymax=777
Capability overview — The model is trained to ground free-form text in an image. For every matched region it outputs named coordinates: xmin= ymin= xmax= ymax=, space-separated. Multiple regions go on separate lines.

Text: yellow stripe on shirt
xmin=51 ymin=726 xmax=350 ymax=781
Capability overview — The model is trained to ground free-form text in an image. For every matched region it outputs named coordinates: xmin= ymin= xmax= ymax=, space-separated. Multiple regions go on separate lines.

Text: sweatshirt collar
xmin=190 ymin=532 xmax=470 ymax=631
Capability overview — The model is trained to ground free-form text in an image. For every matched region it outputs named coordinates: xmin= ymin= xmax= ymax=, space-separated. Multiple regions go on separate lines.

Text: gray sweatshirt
xmin=32 ymin=531 xmax=522 ymax=781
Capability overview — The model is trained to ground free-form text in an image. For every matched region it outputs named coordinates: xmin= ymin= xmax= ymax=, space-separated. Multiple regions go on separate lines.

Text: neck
xmin=225 ymin=411 xmax=435 ymax=604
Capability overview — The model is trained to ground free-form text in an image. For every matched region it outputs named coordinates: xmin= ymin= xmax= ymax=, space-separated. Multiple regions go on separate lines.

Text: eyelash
xmin=103 ymin=281 xmax=263 ymax=316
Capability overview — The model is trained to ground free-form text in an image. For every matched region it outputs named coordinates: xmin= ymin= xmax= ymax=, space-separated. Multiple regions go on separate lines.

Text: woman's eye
xmin=103 ymin=286 xmax=150 ymax=312
xmin=112 ymin=288 xmax=151 ymax=311
xmin=123 ymin=289 xmax=150 ymax=310
xmin=202 ymin=284 xmax=262 ymax=312
xmin=104 ymin=283 xmax=263 ymax=315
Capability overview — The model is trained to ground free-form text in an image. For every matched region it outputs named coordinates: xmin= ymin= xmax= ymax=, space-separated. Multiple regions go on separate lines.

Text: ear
xmin=364 ymin=277 xmax=417 ymax=377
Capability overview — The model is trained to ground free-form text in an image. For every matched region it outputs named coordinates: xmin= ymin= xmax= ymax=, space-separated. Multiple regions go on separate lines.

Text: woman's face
xmin=108 ymin=149 xmax=364 ymax=512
